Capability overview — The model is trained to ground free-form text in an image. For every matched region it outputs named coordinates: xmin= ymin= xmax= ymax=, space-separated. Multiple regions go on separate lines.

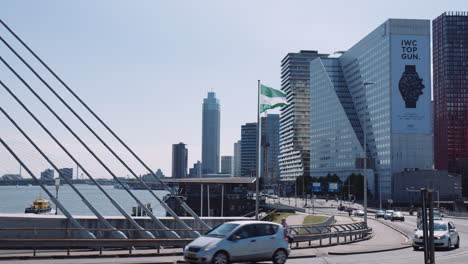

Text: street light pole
xmin=362 ymin=82 xmax=374 ymax=226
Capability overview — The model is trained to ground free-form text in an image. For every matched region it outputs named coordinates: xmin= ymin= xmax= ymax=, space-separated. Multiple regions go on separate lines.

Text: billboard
xmin=391 ymin=34 xmax=431 ymax=134
xmin=311 ymin=182 xmax=322 ymax=192
xmin=328 ymin=182 xmax=340 ymax=193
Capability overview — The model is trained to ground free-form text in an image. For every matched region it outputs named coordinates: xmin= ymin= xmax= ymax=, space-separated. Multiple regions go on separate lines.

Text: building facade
xmin=40 ymin=169 xmax=54 ymax=180
xmin=310 ymin=19 xmax=434 ymax=200
xmin=172 ymin=142 xmax=188 ymax=179
xmin=261 ymin=114 xmax=281 ymax=186
xmin=233 ymin=140 xmax=242 ymax=177
xmin=58 ymin=168 xmax=73 ymax=180
xmin=241 ymin=122 xmax=257 ymax=177
xmin=189 ymin=161 xmax=202 ymax=178
xmin=279 ymin=50 xmax=328 ymax=182
xmin=433 ymin=12 xmax=468 ymax=172
xmin=221 ymin=156 xmax=233 ymax=175
xmin=202 ymin=92 xmax=221 ymax=174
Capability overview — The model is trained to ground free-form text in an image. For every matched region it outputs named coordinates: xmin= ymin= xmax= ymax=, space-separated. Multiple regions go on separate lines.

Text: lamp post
xmin=54 ymin=177 xmax=60 ymax=215
xmin=362 ymin=81 xmax=374 ymax=225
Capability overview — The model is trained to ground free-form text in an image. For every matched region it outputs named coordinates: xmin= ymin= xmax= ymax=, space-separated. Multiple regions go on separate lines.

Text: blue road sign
xmin=311 ymin=182 xmax=322 ymax=192
xmin=328 ymin=182 xmax=340 ymax=193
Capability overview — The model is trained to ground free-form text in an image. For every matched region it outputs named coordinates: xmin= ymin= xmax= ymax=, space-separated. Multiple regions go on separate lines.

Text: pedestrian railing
xmin=288 ymin=221 xmax=372 ymax=248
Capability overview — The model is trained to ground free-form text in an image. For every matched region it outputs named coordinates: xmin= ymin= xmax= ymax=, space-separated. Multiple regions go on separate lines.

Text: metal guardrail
xmin=0 ymin=223 xmax=372 ymax=252
xmin=288 ymin=222 xmax=371 ymax=248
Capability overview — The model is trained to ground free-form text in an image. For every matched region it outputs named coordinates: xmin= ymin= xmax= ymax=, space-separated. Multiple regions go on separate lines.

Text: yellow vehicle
xmin=25 ymin=195 xmax=53 ymax=214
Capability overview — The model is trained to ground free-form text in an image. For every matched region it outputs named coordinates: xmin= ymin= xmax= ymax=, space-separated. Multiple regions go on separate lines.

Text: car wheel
xmin=413 ymin=246 xmax=419 ymax=250
xmin=212 ymin=251 xmax=229 ymax=264
xmin=273 ymin=249 xmax=288 ymax=264
xmin=446 ymin=239 xmax=452 ymax=250
xmin=455 ymin=236 xmax=460 ymax=248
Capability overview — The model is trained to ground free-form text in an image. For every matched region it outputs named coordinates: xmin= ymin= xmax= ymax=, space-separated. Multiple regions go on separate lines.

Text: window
xmin=233 ymin=224 xmax=257 ymax=239
xmin=255 ymin=224 xmax=279 ymax=236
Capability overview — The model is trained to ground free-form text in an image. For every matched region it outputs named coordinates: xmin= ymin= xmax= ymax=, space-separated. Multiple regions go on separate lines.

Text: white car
xmin=184 ymin=221 xmax=290 ymax=264
xmin=412 ymin=221 xmax=460 ymax=250
xmin=384 ymin=210 xmax=394 ymax=220
xmin=354 ymin=210 xmax=365 ymax=217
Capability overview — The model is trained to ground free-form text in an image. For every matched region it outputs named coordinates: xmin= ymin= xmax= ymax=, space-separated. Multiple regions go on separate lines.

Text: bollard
xmin=67 ymin=249 xmax=70 ymax=256
xmin=33 ymin=249 xmax=36 ymax=256
xmin=320 ymin=239 xmax=322 ymax=246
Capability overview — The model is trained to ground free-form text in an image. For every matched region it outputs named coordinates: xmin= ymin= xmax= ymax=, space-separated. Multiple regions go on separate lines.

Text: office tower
xmin=233 ymin=140 xmax=242 ymax=177
xmin=58 ymin=168 xmax=73 ymax=180
xmin=172 ymin=142 xmax=188 ymax=179
xmin=202 ymin=92 xmax=221 ymax=174
xmin=241 ymin=123 xmax=257 ymax=177
xmin=189 ymin=161 xmax=202 ymax=178
xmin=221 ymin=156 xmax=233 ymax=175
xmin=279 ymin=50 xmax=329 ymax=182
xmin=433 ymin=12 xmax=468 ymax=173
xmin=261 ymin=114 xmax=280 ymax=186
xmin=155 ymin=169 xmax=165 ymax=178
xmin=40 ymin=169 xmax=54 ymax=180
xmin=309 ymin=19 xmax=433 ymax=200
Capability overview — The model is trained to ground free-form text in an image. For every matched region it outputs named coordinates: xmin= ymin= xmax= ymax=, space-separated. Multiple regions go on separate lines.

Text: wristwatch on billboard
xmin=398 ymin=65 xmax=425 ymax=108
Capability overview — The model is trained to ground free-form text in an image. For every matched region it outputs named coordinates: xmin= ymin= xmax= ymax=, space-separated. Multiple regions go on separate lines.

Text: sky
xmin=0 ymin=0 xmax=466 ymax=178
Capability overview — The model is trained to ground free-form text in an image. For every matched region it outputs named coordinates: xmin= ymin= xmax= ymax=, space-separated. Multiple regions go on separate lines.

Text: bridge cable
xmin=0 ymin=18 xmax=210 ymax=230
xmin=0 ymin=136 xmax=96 ymax=239
xmin=0 ymin=56 xmax=179 ymax=238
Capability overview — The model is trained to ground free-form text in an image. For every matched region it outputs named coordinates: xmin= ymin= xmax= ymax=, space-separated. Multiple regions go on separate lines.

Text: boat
xmin=25 ymin=195 xmax=53 ymax=214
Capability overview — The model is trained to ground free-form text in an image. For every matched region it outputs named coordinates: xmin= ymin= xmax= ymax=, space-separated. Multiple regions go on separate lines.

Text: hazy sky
xmin=0 ymin=0 xmax=466 ymax=178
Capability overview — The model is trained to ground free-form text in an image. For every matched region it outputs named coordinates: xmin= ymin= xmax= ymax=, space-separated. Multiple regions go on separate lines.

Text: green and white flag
xmin=260 ymin=84 xmax=287 ymax=113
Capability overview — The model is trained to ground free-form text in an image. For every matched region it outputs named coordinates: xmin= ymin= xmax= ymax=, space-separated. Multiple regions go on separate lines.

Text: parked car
xmin=375 ymin=210 xmax=385 ymax=219
xmin=354 ymin=210 xmax=365 ymax=217
xmin=384 ymin=210 xmax=394 ymax=220
xmin=412 ymin=221 xmax=460 ymax=250
xmin=184 ymin=221 xmax=290 ymax=264
xmin=391 ymin=211 xmax=405 ymax=222
xmin=417 ymin=209 xmax=443 ymax=227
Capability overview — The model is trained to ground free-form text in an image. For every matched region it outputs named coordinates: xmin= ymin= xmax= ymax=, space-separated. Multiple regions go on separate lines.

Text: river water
xmin=0 ymin=185 xmax=168 ymax=216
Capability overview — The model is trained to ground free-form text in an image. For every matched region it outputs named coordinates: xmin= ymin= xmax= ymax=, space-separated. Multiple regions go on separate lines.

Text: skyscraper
xmin=172 ymin=142 xmax=188 ymax=179
xmin=309 ymin=19 xmax=433 ymax=199
xmin=433 ymin=12 xmax=468 ymax=173
xmin=221 ymin=156 xmax=233 ymax=175
xmin=261 ymin=114 xmax=280 ymax=186
xmin=233 ymin=140 xmax=242 ymax=177
xmin=241 ymin=123 xmax=257 ymax=177
xmin=279 ymin=50 xmax=329 ymax=182
xmin=58 ymin=168 xmax=73 ymax=180
xmin=40 ymin=169 xmax=54 ymax=180
xmin=202 ymin=92 xmax=221 ymax=174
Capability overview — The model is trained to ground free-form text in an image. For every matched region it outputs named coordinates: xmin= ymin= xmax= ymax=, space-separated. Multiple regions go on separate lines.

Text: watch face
xmin=398 ymin=65 xmax=424 ymax=108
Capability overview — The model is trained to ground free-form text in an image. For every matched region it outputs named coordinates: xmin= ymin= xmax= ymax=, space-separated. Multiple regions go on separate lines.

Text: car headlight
xmin=435 ymin=235 xmax=447 ymax=240
xmin=204 ymin=243 xmax=217 ymax=251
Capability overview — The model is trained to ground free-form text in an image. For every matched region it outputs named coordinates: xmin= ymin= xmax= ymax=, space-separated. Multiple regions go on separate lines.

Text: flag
xmin=259 ymin=84 xmax=287 ymax=113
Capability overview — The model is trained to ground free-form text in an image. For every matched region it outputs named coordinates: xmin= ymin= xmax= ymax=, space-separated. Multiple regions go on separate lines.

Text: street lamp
xmin=54 ymin=177 xmax=60 ymax=215
xmin=362 ymin=81 xmax=374 ymax=226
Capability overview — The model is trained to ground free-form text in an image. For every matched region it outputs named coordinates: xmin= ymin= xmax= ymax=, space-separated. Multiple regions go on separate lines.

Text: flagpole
xmin=255 ymin=80 xmax=261 ymax=220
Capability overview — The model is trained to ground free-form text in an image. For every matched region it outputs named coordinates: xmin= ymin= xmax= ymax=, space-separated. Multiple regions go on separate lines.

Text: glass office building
xmin=202 ymin=92 xmax=221 ymax=174
xmin=433 ymin=12 xmax=468 ymax=172
xmin=310 ymin=19 xmax=433 ymax=199
xmin=241 ymin=122 xmax=257 ymax=177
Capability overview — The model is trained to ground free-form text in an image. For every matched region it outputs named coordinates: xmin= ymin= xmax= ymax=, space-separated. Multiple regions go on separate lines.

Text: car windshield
xmin=205 ymin=223 xmax=239 ymax=237
xmin=393 ymin=212 xmax=402 ymax=216
xmin=418 ymin=222 xmax=448 ymax=231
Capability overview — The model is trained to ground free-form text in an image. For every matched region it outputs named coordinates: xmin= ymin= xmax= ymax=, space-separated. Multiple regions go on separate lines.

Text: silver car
xmin=184 ymin=220 xmax=290 ymax=264
xmin=412 ymin=220 xmax=460 ymax=250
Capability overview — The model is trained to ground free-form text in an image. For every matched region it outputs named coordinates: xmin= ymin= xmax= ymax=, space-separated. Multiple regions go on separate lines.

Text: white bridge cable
xmin=0 ymin=62 xmax=179 ymax=238
xmin=0 ymin=19 xmax=210 ymax=230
